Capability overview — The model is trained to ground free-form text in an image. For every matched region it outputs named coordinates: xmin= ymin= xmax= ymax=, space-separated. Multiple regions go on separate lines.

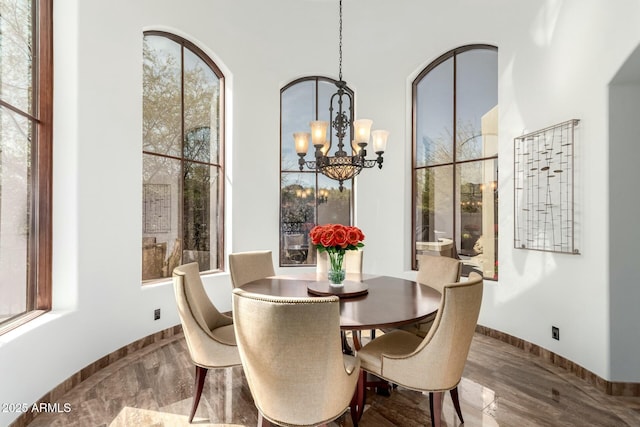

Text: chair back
xmin=228 ymin=250 xmax=275 ymax=288
xmin=173 ymin=263 xmax=239 ymax=367
xmin=284 ymin=233 xmax=307 ymax=263
xmin=382 ymin=272 xmax=483 ymax=391
xmin=316 ymin=249 xmax=363 ymax=274
xmin=232 ymin=289 xmax=360 ymax=426
xmin=416 ymin=254 xmax=462 ymax=293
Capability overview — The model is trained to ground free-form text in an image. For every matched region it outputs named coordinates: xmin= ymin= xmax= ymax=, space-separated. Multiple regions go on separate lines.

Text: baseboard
xmin=476 ymin=325 xmax=640 ymax=397
xmin=9 ymin=325 xmax=183 ymax=427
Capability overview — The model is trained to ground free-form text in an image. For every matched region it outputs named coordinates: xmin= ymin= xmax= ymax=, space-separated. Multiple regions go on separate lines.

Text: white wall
xmin=481 ymin=0 xmax=640 ymax=384
xmin=609 ymin=45 xmax=640 ymax=380
xmin=1 ymin=0 xmax=640 ymax=424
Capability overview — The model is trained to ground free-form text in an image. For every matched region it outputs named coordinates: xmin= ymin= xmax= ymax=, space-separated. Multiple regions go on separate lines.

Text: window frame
xmin=279 ymin=76 xmax=355 ymax=267
xmin=142 ymin=31 xmax=225 ymax=281
xmin=411 ymin=44 xmax=498 ymax=277
xmin=0 ymin=0 xmax=53 ymax=334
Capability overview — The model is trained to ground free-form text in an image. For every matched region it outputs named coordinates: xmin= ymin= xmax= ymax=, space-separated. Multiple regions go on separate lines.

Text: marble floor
xmin=25 ymin=332 xmax=640 ymax=427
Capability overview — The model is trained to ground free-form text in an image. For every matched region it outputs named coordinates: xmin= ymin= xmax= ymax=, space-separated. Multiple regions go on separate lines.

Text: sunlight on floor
xmin=110 ymin=406 xmax=246 ymax=427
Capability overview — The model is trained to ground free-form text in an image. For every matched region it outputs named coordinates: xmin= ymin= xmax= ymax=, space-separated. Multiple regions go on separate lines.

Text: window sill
xmin=0 ymin=310 xmax=48 ymax=336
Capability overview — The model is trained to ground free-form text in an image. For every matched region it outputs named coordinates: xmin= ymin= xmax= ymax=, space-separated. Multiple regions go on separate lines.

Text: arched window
xmin=412 ymin=45 xmax=498 ymax=279
xmin=279 ymin=77 xmax=354 ymax=266
xmin=142 ymin=31 xmax=224 ymax=281
xmin=0 ymin=0 xmax=53 ymax=332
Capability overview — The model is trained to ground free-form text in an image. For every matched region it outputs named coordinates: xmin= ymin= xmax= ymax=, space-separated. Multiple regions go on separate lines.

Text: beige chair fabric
xmin=316 ymin=249 xmax=363 ymax=274
xmin=355 ymin=272 xmax=484 ymax=427
xmin=228 ymin=250 xmax=275 ymax=288
xmin=172 ymin=262 xmax=241 ymax=423
xmin=416 ymin=254 xmax=463 ymax=293
xmin=399 ymin=254 xmax=462 ymax=337
xmin=232 ymin=289 xmax=361 ymax=427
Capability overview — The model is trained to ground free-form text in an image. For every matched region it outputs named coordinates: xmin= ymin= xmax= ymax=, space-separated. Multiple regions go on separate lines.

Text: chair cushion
xmin=210 ymin=324 xmax=237 ymax=346
xmin=358 ymin=330 xmax=422 ymax=375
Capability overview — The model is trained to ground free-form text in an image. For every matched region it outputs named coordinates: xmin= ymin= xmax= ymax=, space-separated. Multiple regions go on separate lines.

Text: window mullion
xmin=35 ymin=0 xmax=53 ymax=310
xmin=452 ymin=52 xmax=458 ymax=246
xmin=179 ymin=44 xmax=186 ymax=267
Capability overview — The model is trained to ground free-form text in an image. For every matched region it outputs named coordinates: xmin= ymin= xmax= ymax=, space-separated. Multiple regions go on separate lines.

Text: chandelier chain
xmin=294 ymin=0 xmax=387 ymax=192
xmin=338 ymin=0 xmax=342 ymax=81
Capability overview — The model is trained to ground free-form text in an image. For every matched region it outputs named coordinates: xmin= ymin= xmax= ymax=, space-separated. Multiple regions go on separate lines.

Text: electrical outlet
xmin=154 ymin=308 xmax=161 ymax=321
xmin=552 ymin=326 xmax=559 ymax=340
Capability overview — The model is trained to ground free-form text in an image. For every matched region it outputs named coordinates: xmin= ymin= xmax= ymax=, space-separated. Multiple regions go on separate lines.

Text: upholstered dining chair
xmin=228 ymin=250 xmax=275 ymax=288
xmin=398 ymin=254 xmax=462 ymax=337
xmin=417 ymin=254 xmax=463 ymax=292
xmin=232 ymin=289 xmax=362 ymax=427
xmin=172 ymin=262 xmax=242 ymax=423
xmin=316 ymin=248 xmax=363 ymax=275
xmin=354 ymin=272 xmax=484 ymax=427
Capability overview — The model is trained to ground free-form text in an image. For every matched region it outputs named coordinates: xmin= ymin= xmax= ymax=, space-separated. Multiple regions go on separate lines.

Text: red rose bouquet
xmin=309 ymin=224 xmax=365 ymax=283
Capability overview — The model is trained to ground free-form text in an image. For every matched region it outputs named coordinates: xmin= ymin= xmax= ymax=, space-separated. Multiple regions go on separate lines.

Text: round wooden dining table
xmin=240 ymin=272 xmax=441 ymax=333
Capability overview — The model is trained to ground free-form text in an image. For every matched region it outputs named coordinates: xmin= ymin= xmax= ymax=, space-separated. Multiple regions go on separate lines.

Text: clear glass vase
xmin=328 ymin=268 xmax=346 ymax=285
xmin=327 ymin=251 xmax=345 ymax=285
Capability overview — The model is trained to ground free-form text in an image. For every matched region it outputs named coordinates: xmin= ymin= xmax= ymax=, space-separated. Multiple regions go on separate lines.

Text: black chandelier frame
xmin=296 ymin=0 xmax=385 ymax=192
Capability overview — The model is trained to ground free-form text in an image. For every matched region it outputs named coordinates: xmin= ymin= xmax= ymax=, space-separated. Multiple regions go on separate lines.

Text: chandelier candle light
xmin=293 ymin=0 xmax=389 ymax=192
xmin=310 ymin=224 xmax=365 ymax=286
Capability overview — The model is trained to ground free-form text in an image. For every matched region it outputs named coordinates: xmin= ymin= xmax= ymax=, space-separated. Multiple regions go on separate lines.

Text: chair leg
xmin=350 ymin=370 xmax=366 ymax=425
xmin=341 ymin=330 xmax=354 ymax=355
xmin=352 ymin=330 xmax=363 ymax=351
xmin=450 ymin=386 xmax=464 ymax=423
xmin=257 ymin=411 xmax=271 ymax=426
xmin=428 ymin=391 xmax=443 ymax=427
xmin=189 ymin=365 xmax=208 ymax=423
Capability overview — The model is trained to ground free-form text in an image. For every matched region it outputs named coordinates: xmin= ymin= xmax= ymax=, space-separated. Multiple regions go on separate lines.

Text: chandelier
xmin=293 ymin=0 xmax=389 ymax=192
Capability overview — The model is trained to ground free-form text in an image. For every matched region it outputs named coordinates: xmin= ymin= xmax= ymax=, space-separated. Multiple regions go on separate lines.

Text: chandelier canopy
xmin=293 ymin=0 xmax=389 ymax=192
